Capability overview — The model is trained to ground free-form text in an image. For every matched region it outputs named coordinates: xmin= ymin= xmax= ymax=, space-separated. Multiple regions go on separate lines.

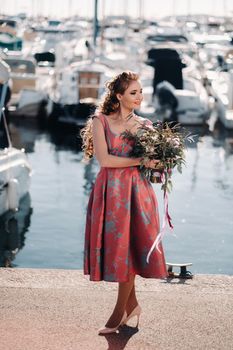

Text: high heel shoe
xmin=123 ymin=305 xmax=142 ymax=327
xmin=98 ymin=311 xmax=127 ymax=335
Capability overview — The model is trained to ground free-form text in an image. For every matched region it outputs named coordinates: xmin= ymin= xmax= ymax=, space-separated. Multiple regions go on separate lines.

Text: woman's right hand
xmin=143 ymin=159 xmax=161 ymax=169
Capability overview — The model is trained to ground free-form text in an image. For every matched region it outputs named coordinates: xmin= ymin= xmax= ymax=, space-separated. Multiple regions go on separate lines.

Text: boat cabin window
xmin=78 ymin=71 xmax=101 ymax=99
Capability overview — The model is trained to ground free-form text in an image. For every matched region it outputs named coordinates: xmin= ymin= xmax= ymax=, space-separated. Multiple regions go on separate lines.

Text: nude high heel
xmin=98 ymin=311 xmax=127 ymax=335
xmin=123 ymin=305 xmax=142 ymax=327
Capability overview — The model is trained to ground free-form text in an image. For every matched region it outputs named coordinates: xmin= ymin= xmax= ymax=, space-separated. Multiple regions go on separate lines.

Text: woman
xmin=81 ymin=71 xmax=167 ymax=335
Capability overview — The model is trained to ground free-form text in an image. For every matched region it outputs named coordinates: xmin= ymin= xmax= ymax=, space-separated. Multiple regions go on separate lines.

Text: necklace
xmin=126 ymin=112 xmax=134 ymax=121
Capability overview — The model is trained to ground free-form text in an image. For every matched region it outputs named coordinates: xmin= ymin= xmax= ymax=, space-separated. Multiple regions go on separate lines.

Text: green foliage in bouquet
xmin=121 ymin=121 xmax=194 ymax=194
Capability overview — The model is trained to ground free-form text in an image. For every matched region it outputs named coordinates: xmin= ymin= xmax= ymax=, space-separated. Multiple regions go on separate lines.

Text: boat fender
xmin=7 ymin=178 xmax=19 ymax=211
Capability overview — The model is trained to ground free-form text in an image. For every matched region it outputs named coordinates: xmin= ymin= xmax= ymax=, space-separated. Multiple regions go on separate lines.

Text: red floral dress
xmin=83 ymin=113 xmax=167 ymax=282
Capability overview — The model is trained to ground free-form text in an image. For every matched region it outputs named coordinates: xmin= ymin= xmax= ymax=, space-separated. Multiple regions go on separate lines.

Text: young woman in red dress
xmin=81 ymin=71 xmax=167 ymax=335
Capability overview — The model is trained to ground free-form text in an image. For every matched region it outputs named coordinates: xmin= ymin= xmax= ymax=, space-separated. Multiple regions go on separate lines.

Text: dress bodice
xmin=95 ymin=113 xmax=149 ymax=158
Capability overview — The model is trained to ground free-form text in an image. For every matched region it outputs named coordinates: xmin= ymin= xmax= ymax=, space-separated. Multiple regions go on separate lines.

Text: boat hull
xmin=0 ymin=148 xmax=31 ymax=216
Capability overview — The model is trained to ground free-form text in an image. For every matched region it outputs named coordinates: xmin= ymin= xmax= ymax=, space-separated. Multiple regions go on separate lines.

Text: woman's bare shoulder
xmin=92 ymin=112 xmax=107 ymax=129
xmin=93 ymin=111 xmax=107 ymax=121
xmin=93 ymin=110 xmax=104 ymax=118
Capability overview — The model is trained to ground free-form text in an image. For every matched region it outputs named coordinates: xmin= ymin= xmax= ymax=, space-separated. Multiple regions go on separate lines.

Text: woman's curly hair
xmin=80 ymin=71 xmax=139 ymax=161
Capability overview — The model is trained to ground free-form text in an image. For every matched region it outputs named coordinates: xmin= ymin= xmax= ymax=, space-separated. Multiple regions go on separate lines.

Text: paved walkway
xmin=0 ymin=268 xmax=232 ymax=350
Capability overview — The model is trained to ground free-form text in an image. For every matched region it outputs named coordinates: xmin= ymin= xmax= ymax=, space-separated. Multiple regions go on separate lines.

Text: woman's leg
xmin=105 ymin=274 xmax=135 ymax=328
xmin=125 ymin=282 xmax=139 ymax=316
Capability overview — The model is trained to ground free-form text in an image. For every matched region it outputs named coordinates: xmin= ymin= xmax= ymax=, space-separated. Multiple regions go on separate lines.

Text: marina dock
xmin=1 ymin=3 xmax=233 ymax=350
xmin=0 ymin=268 xmax=232 ymax=350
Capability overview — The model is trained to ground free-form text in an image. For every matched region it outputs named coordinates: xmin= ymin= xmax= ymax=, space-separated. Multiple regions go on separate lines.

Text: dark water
xmin=1 ymin=120 xmax=233 ymax=274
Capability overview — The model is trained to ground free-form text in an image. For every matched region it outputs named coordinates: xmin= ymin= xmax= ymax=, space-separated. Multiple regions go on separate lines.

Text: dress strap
xmin=92 ymin=112 xmax=107 ymax=130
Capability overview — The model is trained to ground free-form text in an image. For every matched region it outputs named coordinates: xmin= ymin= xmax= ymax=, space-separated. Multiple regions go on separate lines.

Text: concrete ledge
xmin=0 ymin=268 xmax=232 ymax=350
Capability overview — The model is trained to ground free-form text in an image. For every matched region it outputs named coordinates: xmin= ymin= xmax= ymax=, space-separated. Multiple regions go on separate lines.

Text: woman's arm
xmin=93 ymin=117 xmax=141 ymax=168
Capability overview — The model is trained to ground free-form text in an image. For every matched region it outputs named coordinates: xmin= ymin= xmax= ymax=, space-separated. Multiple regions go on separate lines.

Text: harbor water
xmin=0 ymin=120 xmax=233 ymax=275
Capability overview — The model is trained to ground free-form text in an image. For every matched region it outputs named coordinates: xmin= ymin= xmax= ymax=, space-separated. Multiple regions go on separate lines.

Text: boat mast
xmin=223 ymin=0 xmax=227 ymax=17
xmin=212 ymin=0 xmax=216 ymax=14
xmin=69 ymin=0 xmax=73 ymax=17
xmin=124 ymin=0 xmax=129 ymax=44
xmin=172 ymin=0 xmax=176 ymax=17
xmin=139 ymin=0 xmax=143 ymax=20
xmin=187 ymin=0 xmax=191 ymax=18
xmin=93 ymin=0 xmax=98 ymax=47
xmin=100 ymin=0 xmax=105 ymax=54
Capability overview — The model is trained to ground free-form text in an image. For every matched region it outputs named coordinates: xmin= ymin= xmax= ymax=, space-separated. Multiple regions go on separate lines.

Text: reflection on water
xmin=0 ymin=120 xmax=232 ymax=274
xmin=83 ymin=158 xmax=99 ymax=195
xmin=0 ymin=194 xmax=32 ymax=267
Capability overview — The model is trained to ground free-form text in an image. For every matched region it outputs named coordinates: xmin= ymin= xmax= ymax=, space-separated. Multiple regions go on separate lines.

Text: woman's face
xmin=117 ymin=80 xmax=143 ymax=110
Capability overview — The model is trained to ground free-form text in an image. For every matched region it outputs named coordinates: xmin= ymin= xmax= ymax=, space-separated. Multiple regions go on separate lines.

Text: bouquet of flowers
xmin=121 ymin=121 xmax=194 ymax=194
xmin=121 ymin=121 xmax=194 ymax=261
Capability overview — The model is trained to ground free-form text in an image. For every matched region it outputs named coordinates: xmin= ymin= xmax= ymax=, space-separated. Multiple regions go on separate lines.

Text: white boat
xmin=211 ymin=70 xmax=233 ymax=129
xmin=141 ymin=48 xmax=209 ymax=125
xmin=2 ymin=56 xmax=52 ymax=118
xmin=191 ymin=29 xmax=233 ymax=73
xmin=49 ymin=60 xmax=115 ymax=127
xmin=0 ymin=59 xmax=32 ymax=216
xmin=0 ymin=147 xmax=32 ymax=216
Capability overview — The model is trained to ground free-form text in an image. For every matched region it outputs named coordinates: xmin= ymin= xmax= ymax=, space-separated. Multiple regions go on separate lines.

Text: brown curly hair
xmin=80 ymin=71 xmax=139 ymax=161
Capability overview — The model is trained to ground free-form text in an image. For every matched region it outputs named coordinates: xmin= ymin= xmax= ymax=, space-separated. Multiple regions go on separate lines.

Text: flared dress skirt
xmin=83 ymin=113 xmax=168 ymax=282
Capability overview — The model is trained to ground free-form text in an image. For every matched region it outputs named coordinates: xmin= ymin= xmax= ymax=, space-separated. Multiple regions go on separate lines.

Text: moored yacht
xmin=140 ymin=48 xmax=209 ymax=125
xmin=0 ymin=59 xmax=32 ymax=216
xmin=2 ymin=56 xmax=52 ymax=118
xmin=211 ymin=70 xmax=233 ymax=129
xmin=49 ymin=60 xmax=115 ymax=127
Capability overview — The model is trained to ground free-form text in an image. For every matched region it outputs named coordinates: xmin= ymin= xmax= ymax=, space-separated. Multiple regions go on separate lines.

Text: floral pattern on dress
xmin=83 ymin=113 xmax=167 ymax=282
